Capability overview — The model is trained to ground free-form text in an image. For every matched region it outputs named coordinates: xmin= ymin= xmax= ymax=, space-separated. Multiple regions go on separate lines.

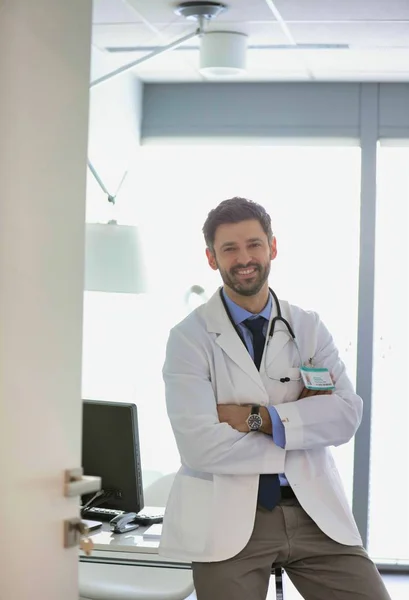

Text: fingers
xmin=298 ymin=387 xmax=333 ymax=399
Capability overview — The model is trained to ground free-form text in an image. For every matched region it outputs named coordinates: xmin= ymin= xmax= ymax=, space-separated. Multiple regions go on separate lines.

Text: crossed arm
xmin=217 ymin=388 xmax=331 ymax=436
xmin=217 ymin=315 xmax=363 ymax=451
xmin=163 ymin=315 xmax=362 ymax=474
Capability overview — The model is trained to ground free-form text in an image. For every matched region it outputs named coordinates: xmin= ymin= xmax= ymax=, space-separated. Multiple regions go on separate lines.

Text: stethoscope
xmin=219 ymin=287 xmax=303 ymax=382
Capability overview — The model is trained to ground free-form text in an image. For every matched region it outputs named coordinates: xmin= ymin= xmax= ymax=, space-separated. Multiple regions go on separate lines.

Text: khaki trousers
xmin=192 ymin=498 xmax=391 ymax=600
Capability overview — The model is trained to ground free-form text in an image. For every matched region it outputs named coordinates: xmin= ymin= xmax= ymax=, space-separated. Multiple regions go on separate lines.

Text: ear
xmin=206 ymin=248 xmax=218 ymax=271
xmin=270 ymin=236 xmax=277 ymax=261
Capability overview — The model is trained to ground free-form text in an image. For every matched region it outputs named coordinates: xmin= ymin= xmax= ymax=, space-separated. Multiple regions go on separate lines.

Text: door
xmin=0 ymin=2 xmax=93 ymax=599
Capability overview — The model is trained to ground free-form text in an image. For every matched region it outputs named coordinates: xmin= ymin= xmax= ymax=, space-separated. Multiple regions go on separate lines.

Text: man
xmin=160 ymin=197 xmax=390 ymax=600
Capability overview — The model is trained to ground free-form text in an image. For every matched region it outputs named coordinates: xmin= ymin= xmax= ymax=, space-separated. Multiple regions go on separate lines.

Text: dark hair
xmin=202 ymin=197 xmax=273 ymax=251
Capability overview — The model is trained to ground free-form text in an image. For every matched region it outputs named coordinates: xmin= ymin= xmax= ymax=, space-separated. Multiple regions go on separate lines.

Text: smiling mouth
xmin=234 ymin=267 xmax=258 ymax=277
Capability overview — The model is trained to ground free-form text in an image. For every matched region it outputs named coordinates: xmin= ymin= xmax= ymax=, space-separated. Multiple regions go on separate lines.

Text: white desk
xmin=79 ymin=523 xmax=194 ymax=600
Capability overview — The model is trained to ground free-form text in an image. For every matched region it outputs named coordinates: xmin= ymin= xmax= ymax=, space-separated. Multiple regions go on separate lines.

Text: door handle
xmin=64 ymin=467 xmax=101 ymax=497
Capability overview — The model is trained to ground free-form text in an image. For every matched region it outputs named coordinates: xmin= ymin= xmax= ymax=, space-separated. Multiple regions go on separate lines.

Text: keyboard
xmin=81 ymin=505 xmax=164 ymax=524
xmin=81 ymin=507 xmax=125 ymax=521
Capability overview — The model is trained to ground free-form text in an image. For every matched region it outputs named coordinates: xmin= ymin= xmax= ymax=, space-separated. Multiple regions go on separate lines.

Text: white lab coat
xmin=159 ymin=289 xmax=363 ymax=562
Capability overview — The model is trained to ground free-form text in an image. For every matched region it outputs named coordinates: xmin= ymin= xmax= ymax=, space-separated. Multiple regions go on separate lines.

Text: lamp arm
xmin=114 ymin=169 xmax=129 ymax=197
xmin=87 ymin=160 xmax=129 ymax=205
xmin=90 ymin=28 xmax=200 ymax=88
xmin=87 ymin=25 xmax=201 ymax=203
xmin=87 ymin=160 xmax=116 ymax=204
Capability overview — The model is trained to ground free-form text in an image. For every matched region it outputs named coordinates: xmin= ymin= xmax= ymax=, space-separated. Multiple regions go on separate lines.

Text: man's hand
xmin=298 ymin=387 xmax=333 ymax=399
xmin=217 ymin=404 xmax=251 ymax=433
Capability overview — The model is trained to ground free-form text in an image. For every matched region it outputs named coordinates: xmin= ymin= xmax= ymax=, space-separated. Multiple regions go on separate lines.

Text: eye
xmin=224 ymin=247 xmax=235 ymax=252
xmin=249 ymin=242 xmax=261 ymax=248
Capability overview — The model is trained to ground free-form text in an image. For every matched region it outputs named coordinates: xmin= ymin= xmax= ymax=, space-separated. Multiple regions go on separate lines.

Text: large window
xmin=82 ymin=146 xmax=361 ymax=502
xmin=369 ymin=146 xmax=409 ymax=563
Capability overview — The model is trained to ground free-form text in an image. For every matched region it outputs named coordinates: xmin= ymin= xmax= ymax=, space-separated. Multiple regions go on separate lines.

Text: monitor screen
xmin=81 ymin=400 xmax=144 ymax=513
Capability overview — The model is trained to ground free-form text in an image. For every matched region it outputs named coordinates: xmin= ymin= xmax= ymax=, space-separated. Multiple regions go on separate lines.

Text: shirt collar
xmin=222 ymin=287 xmax=272 ymax=325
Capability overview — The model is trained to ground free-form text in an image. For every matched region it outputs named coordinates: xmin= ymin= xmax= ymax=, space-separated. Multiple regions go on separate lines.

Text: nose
xmin=235 ymin=248 xmax=252 ymax=266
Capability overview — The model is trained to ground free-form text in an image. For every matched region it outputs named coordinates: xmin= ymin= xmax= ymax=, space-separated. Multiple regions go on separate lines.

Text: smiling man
xmin=160 ymin=197 xmax=390 ymax=600
xmin=207 ymin=219 xmax=275 ymax=306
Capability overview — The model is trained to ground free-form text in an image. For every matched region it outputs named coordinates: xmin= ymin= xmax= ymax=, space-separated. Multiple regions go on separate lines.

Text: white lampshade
xmin=85 ymin=222 xmax=146 ymax=294
xmin=200 ymin=31 xmax=248 ymax=76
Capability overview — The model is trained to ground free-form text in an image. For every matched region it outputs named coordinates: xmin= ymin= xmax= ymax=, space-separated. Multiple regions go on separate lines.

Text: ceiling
xmin=91 ymin=0 xmax=409 ymax=82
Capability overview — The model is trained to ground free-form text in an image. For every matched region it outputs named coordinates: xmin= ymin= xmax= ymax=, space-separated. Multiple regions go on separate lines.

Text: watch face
xmin=247 ymin=413 xmax=262 ymax=431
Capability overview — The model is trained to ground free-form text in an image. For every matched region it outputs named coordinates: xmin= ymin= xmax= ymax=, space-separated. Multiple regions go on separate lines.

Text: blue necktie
xmin=244 ymin=317 xmax=281 ymax=511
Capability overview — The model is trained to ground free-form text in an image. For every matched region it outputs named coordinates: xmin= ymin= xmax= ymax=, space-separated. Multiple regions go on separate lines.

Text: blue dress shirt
xmin=222 ymin=289 xmax=289 ymax=486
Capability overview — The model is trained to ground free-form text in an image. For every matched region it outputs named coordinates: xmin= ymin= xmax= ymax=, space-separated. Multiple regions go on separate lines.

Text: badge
xmin=300 ymin=366 xmax=334 ymax=391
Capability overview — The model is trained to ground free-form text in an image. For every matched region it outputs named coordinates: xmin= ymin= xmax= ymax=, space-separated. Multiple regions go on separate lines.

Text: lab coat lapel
xmin=203 ymin=290 xmax=266 ymax=391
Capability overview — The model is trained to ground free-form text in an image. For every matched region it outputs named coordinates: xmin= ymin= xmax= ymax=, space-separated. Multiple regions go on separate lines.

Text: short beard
xmin=218 ymin=261 xmax=271 ymax=297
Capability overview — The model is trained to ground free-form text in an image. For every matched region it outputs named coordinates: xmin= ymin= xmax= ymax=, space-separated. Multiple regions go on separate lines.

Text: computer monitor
xmin=81 ymin=400 xmax=144 ymax=513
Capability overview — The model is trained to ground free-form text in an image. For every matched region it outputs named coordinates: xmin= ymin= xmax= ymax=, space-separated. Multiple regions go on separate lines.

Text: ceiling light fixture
xmin=200 ymin=31 xmax=248 ymax=76
xmin=91 ymin=2 xmax=246 ymax=86
xmin=174 ymin=1 xmax=226 ymax=23
xmin=175 ymin=2 xmax=247 ymax=76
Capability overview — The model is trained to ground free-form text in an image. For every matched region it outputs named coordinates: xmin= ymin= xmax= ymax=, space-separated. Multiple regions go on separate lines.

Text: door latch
xmin=64 ymin=517 xmax=94 ymax=555
xmin=64 ymin=467 xmax=101 ymax=497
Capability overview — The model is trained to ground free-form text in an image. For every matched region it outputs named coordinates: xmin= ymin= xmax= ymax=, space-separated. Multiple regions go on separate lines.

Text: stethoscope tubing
xmin=219 ymin=286 xmax=303 ymax=382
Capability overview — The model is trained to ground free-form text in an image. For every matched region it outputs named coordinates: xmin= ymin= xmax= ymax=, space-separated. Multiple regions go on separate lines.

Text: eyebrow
xmin=220 ymin=237 xmax=264 ymax=250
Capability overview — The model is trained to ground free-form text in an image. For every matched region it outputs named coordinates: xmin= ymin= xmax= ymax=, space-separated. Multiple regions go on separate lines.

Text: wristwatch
xmin=246 ymin=406 xmax=263 ymax=431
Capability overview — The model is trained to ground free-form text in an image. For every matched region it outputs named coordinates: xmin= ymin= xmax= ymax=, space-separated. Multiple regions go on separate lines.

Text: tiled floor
xmin=187 ymin=574 xmax=409 ymax=599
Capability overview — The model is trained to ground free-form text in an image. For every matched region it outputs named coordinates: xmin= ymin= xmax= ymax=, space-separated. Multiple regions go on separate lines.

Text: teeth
xmin=237 ymin=268 xmax=255 ymax=275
